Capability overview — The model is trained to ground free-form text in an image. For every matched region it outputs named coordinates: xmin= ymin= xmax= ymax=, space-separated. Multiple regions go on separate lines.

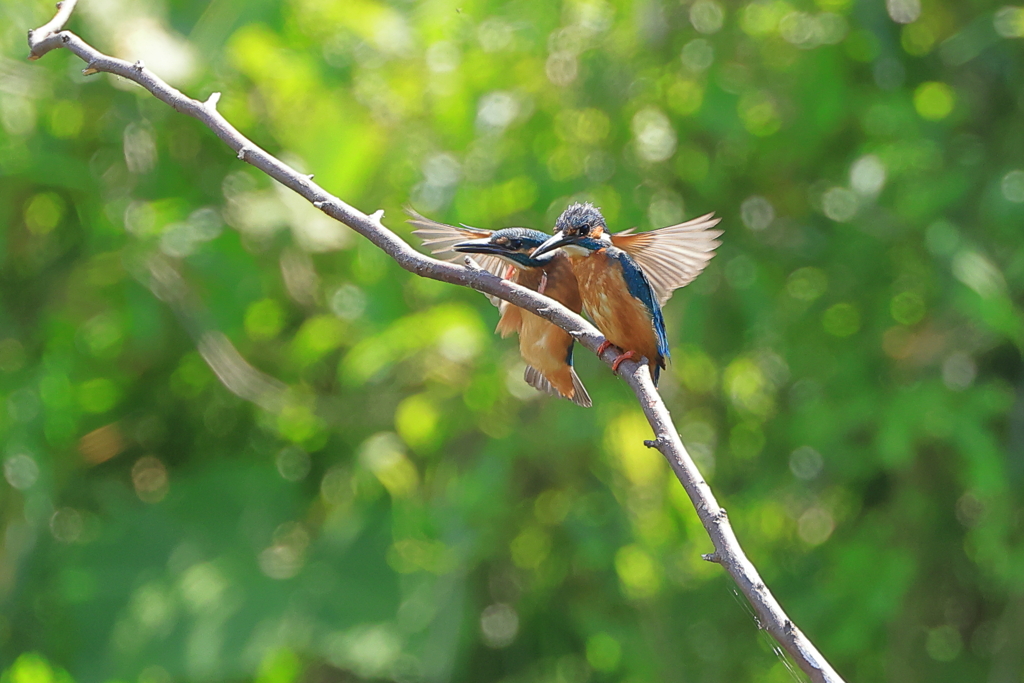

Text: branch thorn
xmin=205 ymin=92 xmax=221 ymax=109
xmin=306 ymin=173 xmax=314 ymax=180
xmin=463 ymin=255 xmax=483 ymax=271
xmin=313 ymin=200 xmax=325 ymax=209
xmin=82 ymin=63 xmax=99 ymax=76
xmin=702 ymin=552 xmax=722 ymax=563
xmin=133 ymin=59 xmax=145 ymax=70
xmin=236 ymin=146 xmax=249 ymax=160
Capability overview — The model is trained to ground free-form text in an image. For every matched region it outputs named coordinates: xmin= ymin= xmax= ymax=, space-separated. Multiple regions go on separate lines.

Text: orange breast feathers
xmin=493 ymin=256 xmax=583 ymax=399
xmin=570 ymin=251 xmax=662 ymax=364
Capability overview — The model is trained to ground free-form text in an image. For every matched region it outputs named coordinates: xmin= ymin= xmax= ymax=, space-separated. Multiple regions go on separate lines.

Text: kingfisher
xmin=408 ymin=209 xmax=592 ymax=407
xmin=532 ymin=202 xmax=722 ymax=385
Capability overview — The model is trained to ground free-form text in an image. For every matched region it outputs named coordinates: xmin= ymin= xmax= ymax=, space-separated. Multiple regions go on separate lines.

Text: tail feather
xmin=569 ymin=367 xmax=593 ymax=407
xmin=523 ymin=365 xmax=560 ymax=397
xmin=523 ymin=365 xmax=592 ymax=408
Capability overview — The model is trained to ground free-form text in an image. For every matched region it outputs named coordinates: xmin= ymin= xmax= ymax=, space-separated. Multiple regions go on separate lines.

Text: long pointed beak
xmin=531 ymin=233 xmax=572 ymax=258
xmin=453 ymin=237 xmax=509 ymax=255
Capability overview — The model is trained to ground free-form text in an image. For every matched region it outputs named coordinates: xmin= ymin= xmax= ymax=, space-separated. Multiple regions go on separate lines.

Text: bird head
xmin=453 ymin=228 xmax=554 ymax=269
xmin=532 ymin=202 xmax=610 ymax=258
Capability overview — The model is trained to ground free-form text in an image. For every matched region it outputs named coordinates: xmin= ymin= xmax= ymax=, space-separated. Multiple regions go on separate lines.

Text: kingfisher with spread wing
xmin=532 ymin=202 xmax=721 ymax=385
xmin=408 ymin=209 xmax=592 ymax=407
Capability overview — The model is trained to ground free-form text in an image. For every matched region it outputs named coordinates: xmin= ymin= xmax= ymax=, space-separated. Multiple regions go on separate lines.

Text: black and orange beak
xmin=453 ymin=237 xmax=513 ymax=256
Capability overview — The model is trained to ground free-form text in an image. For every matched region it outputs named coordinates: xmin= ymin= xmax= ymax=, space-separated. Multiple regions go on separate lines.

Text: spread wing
xmin=610 ymin=212 xmax=723 ymax=306
xmin=407 ymin=208 xmax=512 ymax=306
xmin=406 ymin=208 xmax=506 ymax=278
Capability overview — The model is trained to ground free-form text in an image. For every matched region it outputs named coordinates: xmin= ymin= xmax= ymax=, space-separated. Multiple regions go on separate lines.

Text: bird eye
xmin=508 ymin=239 xmax=521 ymax=250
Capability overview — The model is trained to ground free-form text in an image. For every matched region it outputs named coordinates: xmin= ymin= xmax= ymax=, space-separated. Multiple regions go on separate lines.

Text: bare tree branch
xmin=26 ymin=4 xmax=844 ymax=682
xmin=27 ymin=0 xmax=78 ymax=59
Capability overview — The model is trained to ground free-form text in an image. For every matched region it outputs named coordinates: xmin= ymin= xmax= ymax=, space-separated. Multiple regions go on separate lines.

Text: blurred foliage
xmin=2 ymin=0 xmax=1024 ymax=681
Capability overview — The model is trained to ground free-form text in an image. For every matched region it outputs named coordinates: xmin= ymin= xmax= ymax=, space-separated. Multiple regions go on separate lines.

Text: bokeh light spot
xmin=24 ymin=193 xmax=64 ymax=235
xmin=425 ymin=41 xmax=460 ymax=73
xmin=8 ymin=653 xmax=57 ymax=683
xmin=822 ymin=187 xmax=858 ymax=221
xmin=259 ymin=522 xmax=309 ymax=580
xmin=890 ymin=291 xmax=926 ymax=325
xmin=822 ymin=303 xmax=861 ymax=337
xmin=679 ymin=347 xmax=718 ymax=394
xmin=740 ymin=195 xmax=775 ymax=231
xmin=510 ymin=526 xmax=551 ymax=569
xmin=995 ymin=7 xmax=1024 ymax=37
xmin=276 ymin=446 xmax=311 ymax=482
xmin=480 ymin=603 xmax=519 ymax=648
xmin=132 ymin=456 xmax=169 ymax=503
xmin=4 ymin=454 xmax=40 ymax=490
xmin=615 ymin=544 xmax=660 ymax=599
xmin=8 ymin=388 xmax=40 ymax=423
xmin=914 ymin=82 xmax=955 ymax=120
xmin=359 ymin=433 xmax=419 ymax=498
xmin=789 ymin=446 xmax=824 ymax=480
xmin=798 ymin=506 xmax=835 ymax=545
xmin=632 ymin=108 xmax=677 ymax=162
xmin=546 ymin=52 xmax=578 ymax=86
xmin=477 ymin=91 xmax=520 ymax=131
xmin=942 ymin=353 xmax=977 ymax=391
xmin=886 ymin=0 xmax=921 ymax=24
xmin=605 ymin=411 xmax=662 ymax=485
xmin=586 ymin=632 xmax=622 ymax=672
xmin=534 ymin=489 xmax=572 ymax=525
xmin=681 ymin=39 xmax=714 ymax=72
xmin=245 ymin=299 xmax=285 ymax=340
xmin=50 ymin=507 xmax=84 ymax=543
xmin=77 ymin=378 xmax=121 ymax=414
xmin=395 ymin=394 xmax=439 ymax=451
xmin=741 ymin=0 xmax=792 ymax=35
xmin=690 ymin=1 xmax=725 ymax=34
xmin=330 ymin=284 xmax=367 ymax=320
xmin=850 ymin=155 xmax=886 ymax=196
xmin=1000 ymin=169 xmax=1024 ymax=202
xmin=738 ymin=91 xmax=782 ymax=136
xmin=902 ymin=22 xmax=935 ymax=55
xmin=787 ymin=267 xmax=828 ymax=301
xmin=666 ymin=80 xmax=704 ymax=116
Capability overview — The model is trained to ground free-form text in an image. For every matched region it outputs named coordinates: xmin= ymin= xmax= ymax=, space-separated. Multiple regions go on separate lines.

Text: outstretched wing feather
xmin=406 ymin=207 xmax=506 ymax=279
xmin=611 ymin=212 xmax=723 ymax=306
xmin=407 ymin=207 xmax=508 ymax=305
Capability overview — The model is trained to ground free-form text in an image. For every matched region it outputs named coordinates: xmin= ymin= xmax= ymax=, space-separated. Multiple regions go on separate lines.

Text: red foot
xmin=596 ymin=340 xmax=614 ymax=356
xmin=612 ymin=350 xmax=640 ymax=372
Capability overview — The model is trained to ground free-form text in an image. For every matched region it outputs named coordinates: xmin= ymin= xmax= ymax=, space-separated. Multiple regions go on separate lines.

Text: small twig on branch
xmin=26 ymin=0 xmax=78 ymax=59
xmin=26 ymin=4 xmax=844 ymax=682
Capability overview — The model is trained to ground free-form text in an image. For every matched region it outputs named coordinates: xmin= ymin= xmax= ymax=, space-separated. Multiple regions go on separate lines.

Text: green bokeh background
xmin=3 ymin=0 xmax=1024 ymax=681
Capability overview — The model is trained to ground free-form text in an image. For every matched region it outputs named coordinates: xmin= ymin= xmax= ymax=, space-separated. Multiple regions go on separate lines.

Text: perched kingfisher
xmin=532 ymin=202 xmax=722 ymax=385
xmin=408 ymin=209 xmax=592 ymax=407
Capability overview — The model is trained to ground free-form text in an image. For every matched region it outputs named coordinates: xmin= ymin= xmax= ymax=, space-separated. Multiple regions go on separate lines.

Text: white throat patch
xmin=562 ymin=243 xmax=592 ymax=258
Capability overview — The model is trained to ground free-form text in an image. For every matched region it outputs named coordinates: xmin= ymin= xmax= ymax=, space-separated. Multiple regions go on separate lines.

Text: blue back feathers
xmin=609 ymin=246 xmax=670 ymax=382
